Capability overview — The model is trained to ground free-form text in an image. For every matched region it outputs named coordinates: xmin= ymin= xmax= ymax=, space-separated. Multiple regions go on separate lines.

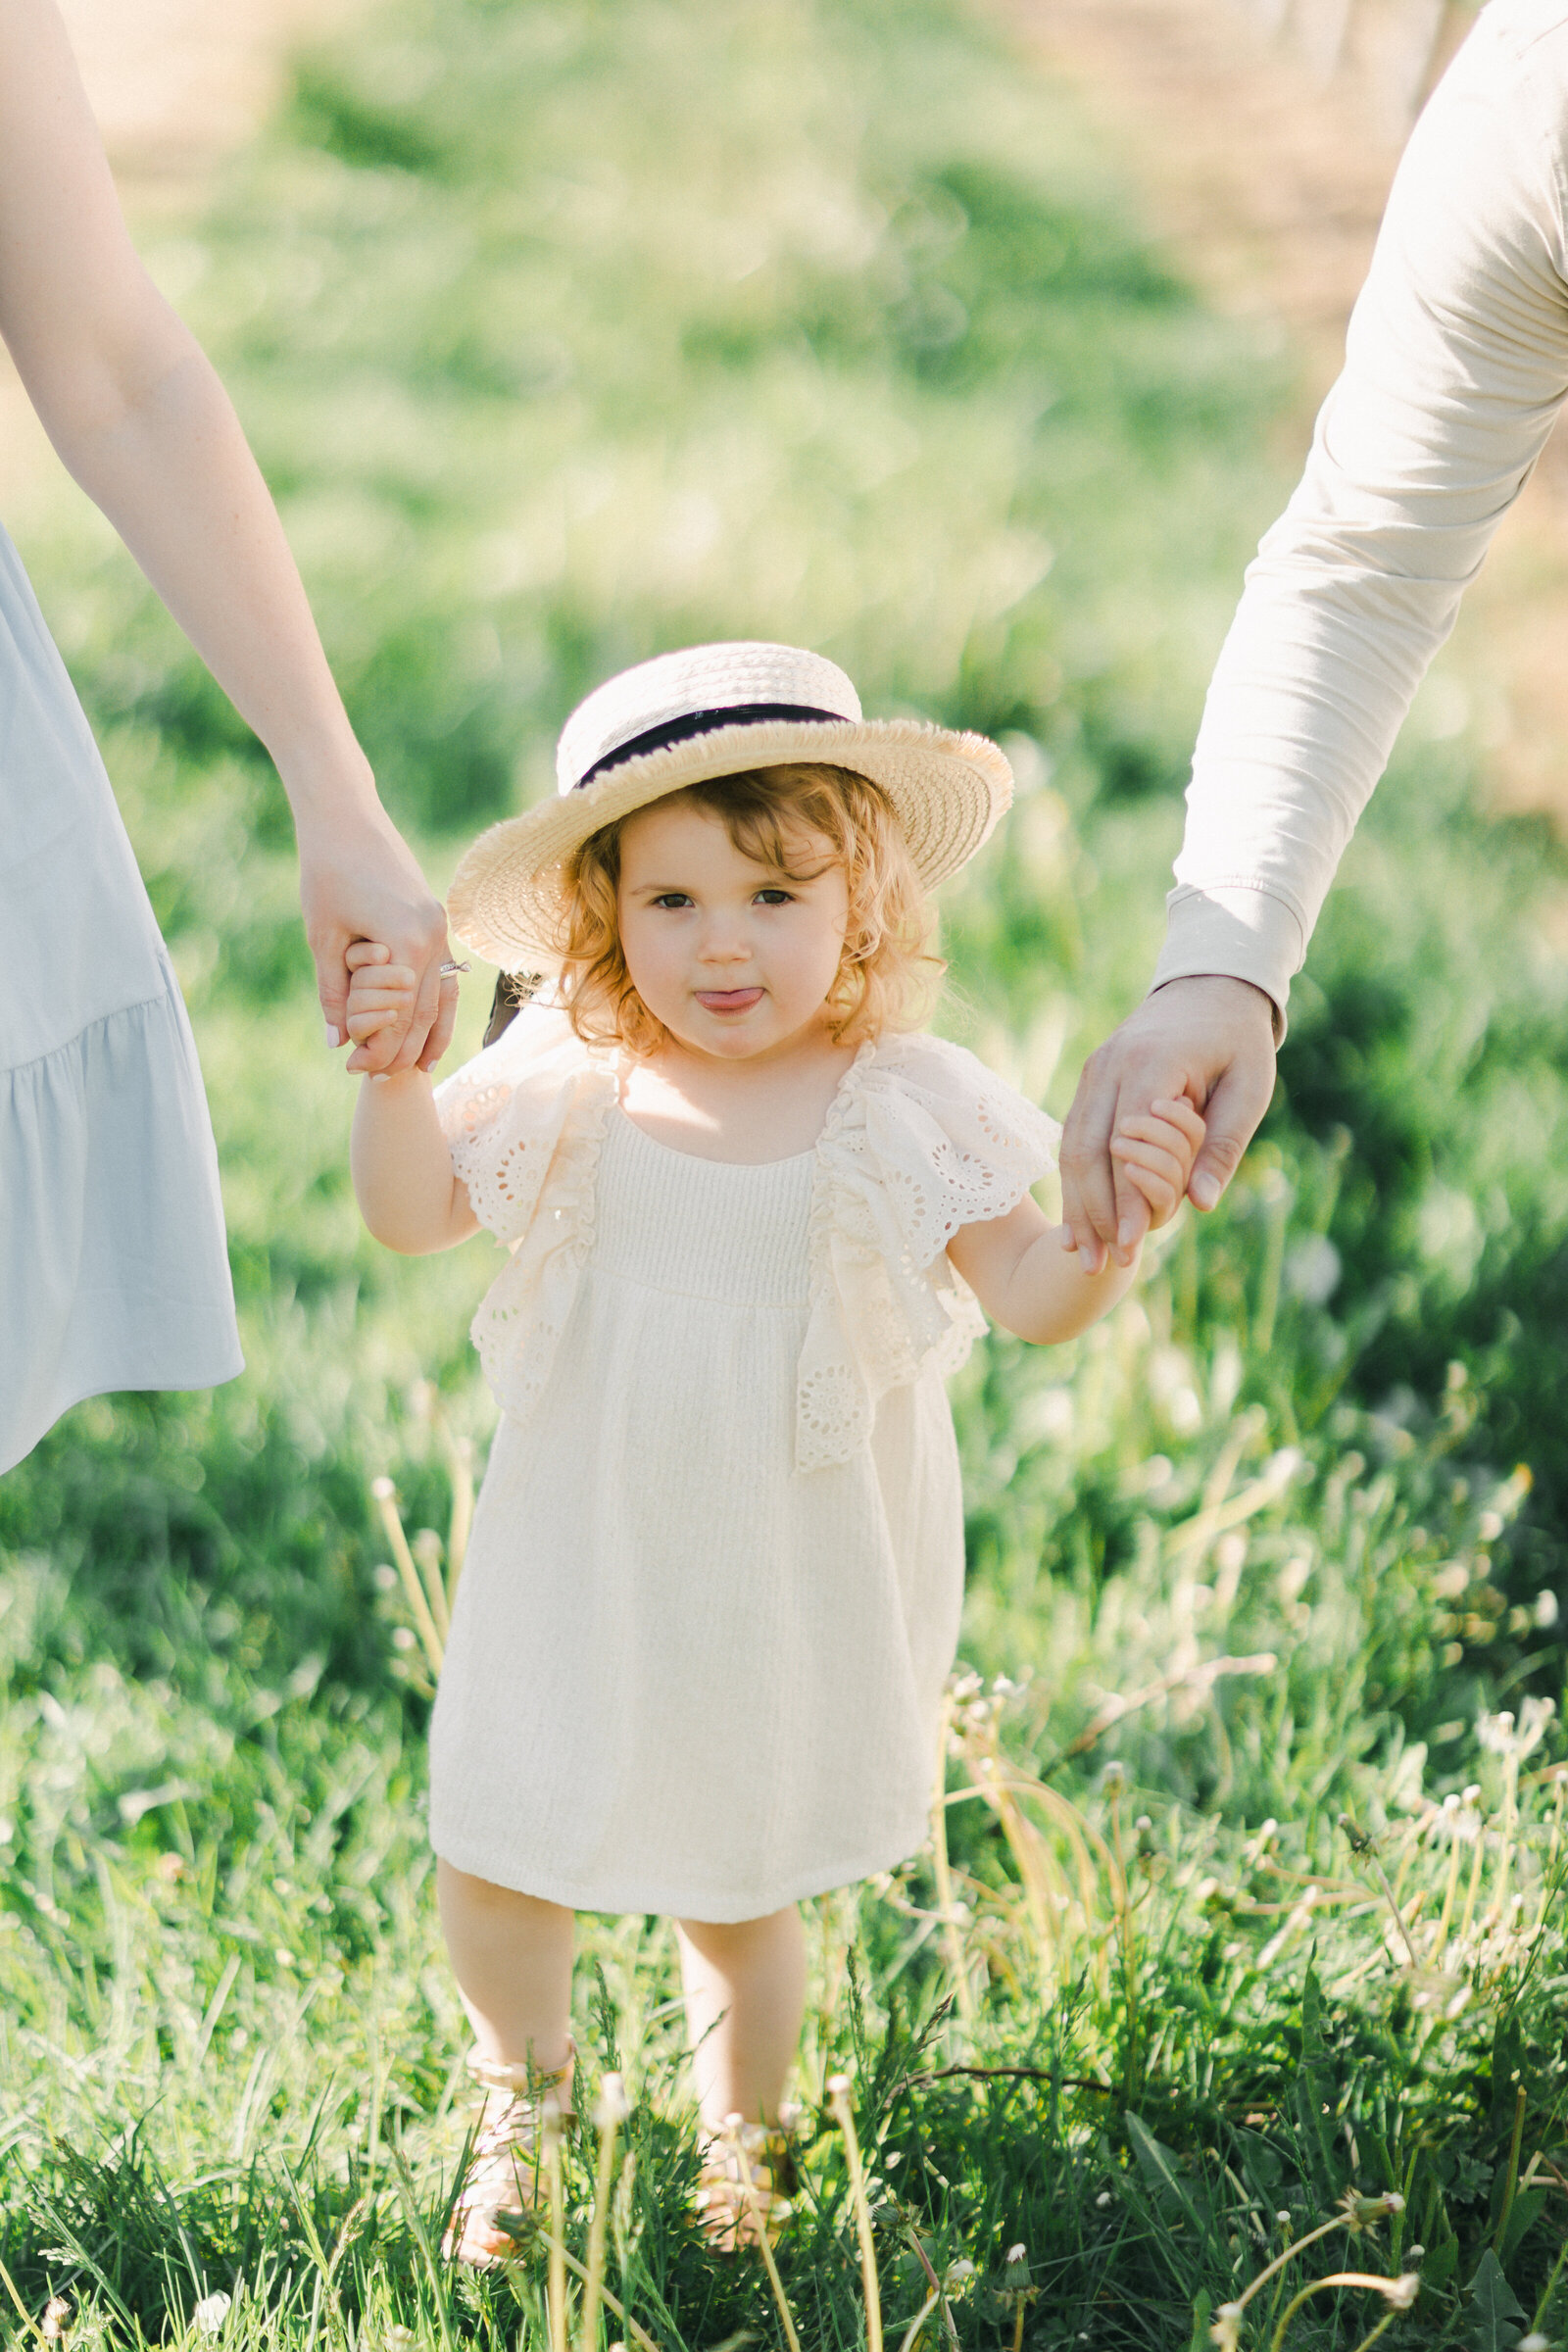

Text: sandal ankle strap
xmin=467 ymin=2038 xmax=575 ymax=2100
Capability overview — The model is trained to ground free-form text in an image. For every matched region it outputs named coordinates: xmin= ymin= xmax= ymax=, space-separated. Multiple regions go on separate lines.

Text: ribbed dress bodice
xmin=430 ymin=1102 xmax=964 ymax=1920
xmin=593 ymin=1110 xmax=812 ymax=1305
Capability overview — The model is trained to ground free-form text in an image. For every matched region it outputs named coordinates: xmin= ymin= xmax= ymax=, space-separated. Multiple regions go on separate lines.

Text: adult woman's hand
xmin=1058 ymin=975 xmax=1277 ymax=1273
xmin=294 ymin=789 xmax=456 ymax=1072
xmin=0 ymin=0 xmax=457 ymax=1078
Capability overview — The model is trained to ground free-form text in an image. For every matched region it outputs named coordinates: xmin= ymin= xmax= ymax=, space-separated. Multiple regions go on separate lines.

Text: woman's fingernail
xmin=325 ymin=1023 xmax=342 ymax=1050
xmin=1191 ymin=1172 xmax=1221 ymax=1210
xmin=1117 ymin=1220 xmax=1135 ymax=1250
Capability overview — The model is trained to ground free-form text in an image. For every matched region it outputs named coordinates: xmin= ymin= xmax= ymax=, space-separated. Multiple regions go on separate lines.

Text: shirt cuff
xmin=1149 ymin=885 xmax=1302 ymax=1041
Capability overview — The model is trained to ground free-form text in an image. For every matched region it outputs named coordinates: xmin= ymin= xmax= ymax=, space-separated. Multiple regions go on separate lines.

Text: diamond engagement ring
xmin=440 ymin=958 xmax=470 ymax=976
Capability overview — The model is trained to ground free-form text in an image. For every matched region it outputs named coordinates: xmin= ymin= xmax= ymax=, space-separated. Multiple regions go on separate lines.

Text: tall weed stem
xmin=829 ymin=2075 xmax=884 ymax=2352
xmin=931 ymin=1697 xmax=976 ymax=2027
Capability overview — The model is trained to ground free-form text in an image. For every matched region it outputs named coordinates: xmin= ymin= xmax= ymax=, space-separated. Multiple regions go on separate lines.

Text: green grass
xmin=4 ymin=0 xmax=1568 ymax=2344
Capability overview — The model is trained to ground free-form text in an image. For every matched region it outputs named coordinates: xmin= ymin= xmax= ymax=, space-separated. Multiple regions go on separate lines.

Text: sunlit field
xmin=3 ymin=1 xmax=1567 ymax=2346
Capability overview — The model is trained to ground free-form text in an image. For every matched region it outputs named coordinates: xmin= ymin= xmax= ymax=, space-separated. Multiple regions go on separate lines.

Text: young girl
xmin=346 ymin=640 xmax=1203 ymax=2263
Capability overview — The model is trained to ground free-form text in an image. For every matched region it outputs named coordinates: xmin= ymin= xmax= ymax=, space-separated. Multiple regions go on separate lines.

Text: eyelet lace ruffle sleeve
xmin=434 ymin=1006 xmax=615 ymax=1426
xmin=798 ymin=1033 xmax=1060 ymax=1470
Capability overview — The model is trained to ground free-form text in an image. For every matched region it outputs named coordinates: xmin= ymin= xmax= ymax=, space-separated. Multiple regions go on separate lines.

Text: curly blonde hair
xmin=543 ymin=763 xmax=943 ymax=1057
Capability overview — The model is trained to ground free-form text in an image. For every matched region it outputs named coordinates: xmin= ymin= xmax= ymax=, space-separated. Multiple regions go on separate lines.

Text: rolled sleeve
xmin=1156 ymin=1 xmax=1568 ymax=1017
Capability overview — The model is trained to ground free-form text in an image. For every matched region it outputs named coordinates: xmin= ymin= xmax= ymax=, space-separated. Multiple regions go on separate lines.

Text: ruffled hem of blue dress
xmin=1 ymin=972 xmax=243 ymax=1475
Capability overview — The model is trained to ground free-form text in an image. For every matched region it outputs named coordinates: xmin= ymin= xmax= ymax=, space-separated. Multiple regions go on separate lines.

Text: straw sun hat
xmin=447 ymin=641 xmax=1014 ymax=971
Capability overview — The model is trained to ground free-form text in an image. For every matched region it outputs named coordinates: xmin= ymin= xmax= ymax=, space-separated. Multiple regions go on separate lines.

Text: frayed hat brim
xmin=448 ymin=714 xmax=1012 ymax=970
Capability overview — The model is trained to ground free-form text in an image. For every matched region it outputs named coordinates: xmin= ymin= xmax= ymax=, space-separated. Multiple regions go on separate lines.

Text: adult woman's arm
xmin=1061 ymin=3 xmax=1568 ymax=1266
xmin=0 ymin=0 xmax=454 ymax=1071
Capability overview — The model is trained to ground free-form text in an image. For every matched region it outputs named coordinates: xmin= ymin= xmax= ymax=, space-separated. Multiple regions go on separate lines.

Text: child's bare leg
xmin=437 ymin=1861 xmax=575 ymax=2266
xmin=676 ymin=1905 xmax=807 ymax=2130
xmin=437 ymin=1857 xmax=575 ymax=2072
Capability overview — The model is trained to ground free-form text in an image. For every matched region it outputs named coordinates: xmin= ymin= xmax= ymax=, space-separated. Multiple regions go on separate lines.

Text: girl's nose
xmin=699 ymin=922 xmax=751 ymax=964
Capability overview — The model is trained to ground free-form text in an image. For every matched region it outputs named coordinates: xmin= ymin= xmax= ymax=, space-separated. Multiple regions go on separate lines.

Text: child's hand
xmin=1107 ymin=1096 xmax=1206 ymax=1234
xmin=346 ymin=940 xmax=418 ymax=1072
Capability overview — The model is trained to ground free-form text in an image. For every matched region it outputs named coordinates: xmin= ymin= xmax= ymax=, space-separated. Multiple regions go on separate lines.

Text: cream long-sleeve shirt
xmin=1151 ymin=0 xmax=1568 ymax=1020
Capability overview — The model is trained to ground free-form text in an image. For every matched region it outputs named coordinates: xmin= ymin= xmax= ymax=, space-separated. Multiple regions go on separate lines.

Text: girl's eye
xmin=651 ymin=893 xmax=692 ymax=909
xmin=755 ymin=888 xmax=794 ymax=906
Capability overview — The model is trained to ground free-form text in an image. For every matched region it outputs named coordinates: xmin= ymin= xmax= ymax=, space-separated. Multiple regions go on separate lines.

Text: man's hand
xmin=1059 ymin=975 xmax=1278 ymax=1273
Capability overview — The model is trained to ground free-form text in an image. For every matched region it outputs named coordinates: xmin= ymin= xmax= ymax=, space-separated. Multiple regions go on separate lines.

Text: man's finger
xmin=1058 ymin=1050 xmax=1126 ymax=1262
xmin=1187 ymin=1052 xmax=1276 ymax=1211
xmin=1110 ymin=1129 xmax=1153 ymax=1262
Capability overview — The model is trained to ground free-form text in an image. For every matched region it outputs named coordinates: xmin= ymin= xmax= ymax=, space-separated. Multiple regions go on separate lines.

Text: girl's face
xmin=616 ymin=797 xmax=850 ymax=1061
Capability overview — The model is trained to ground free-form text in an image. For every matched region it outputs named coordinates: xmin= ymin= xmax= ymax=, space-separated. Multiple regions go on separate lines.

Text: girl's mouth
xmin=695 ymin=987 xmax=764 ymax=1014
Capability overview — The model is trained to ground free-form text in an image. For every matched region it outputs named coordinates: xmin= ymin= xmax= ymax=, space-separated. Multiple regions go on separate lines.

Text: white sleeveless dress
xmin=0 ymin=524 xmax=240 ymax=1474
xmin=428 ymin=1005 xmax=1058 ymax=1921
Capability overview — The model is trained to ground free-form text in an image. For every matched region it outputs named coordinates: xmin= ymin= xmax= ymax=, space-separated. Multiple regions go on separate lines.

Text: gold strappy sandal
xmin=694 ymin=2112 xmax=799 ymax=2252
xmin=444 ymin=2043 xmax=575 ymax=2268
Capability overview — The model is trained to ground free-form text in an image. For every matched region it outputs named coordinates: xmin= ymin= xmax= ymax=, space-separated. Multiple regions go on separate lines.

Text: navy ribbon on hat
xmin=578 ymin=703 xmax=848 ymax=787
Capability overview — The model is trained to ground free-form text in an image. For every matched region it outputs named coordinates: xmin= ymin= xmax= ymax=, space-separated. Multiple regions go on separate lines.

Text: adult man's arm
xmin=1061 ymin=3 xmax=1568 ymax=1267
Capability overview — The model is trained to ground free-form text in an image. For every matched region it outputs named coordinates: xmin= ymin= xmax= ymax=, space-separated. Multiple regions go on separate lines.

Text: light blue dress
xmin=0 ymin=523 xmax=241 ymax=1474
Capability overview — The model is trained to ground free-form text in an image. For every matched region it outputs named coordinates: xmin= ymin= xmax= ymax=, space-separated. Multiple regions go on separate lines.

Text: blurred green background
xmin=3 ymin=0 xmax=1566 ymax=2345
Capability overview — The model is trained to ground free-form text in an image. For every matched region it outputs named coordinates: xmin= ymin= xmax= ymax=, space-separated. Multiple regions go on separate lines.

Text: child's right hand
xmin=346 ymin=940 xmax=419 ymax=1072
xmin=1106 ymin=1096 xmax=1206 ymax=1234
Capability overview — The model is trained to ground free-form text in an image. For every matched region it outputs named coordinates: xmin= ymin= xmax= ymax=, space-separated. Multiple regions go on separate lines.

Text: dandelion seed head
xmin=1275 ymin=2211 xmax=1292 ymax=2228
xmin=1517 ymin=2333 xmax=1550 ymax=2351
xmin=1407 ymin=2246 xmax=1425 ymax=2266
xmin=370 ymin=1477 xmax=395 ymax=1501
xmin=1383 ymin=2275 xmax=1420 ymax=2310
xmin=594 ymin=2073 xmax=630 ymax=2129
xmin=1096 ymin=2191 xmax=1111 ymax=2207
xmin=1004 ymin=2243 xmax=1028 ymax=2268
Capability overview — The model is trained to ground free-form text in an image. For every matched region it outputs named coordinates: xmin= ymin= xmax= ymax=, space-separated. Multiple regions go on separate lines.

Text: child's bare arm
xmin=949 ymin=1097 xmax=1204 ymax=1344
xmin=347 ymin=945 xmax=478 ymax=1252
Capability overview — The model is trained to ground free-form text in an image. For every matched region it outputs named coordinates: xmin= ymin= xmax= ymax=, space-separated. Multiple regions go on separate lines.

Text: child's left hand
xmin=345 ymin=940 xmax=418 ymax=1071
xmin=1107 ymin=1095 xmax=1206 ymax=1233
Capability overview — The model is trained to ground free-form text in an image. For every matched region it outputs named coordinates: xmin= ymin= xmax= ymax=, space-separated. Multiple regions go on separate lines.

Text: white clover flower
xmin=193 ymin=2295 xmax=231 ymax=2338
